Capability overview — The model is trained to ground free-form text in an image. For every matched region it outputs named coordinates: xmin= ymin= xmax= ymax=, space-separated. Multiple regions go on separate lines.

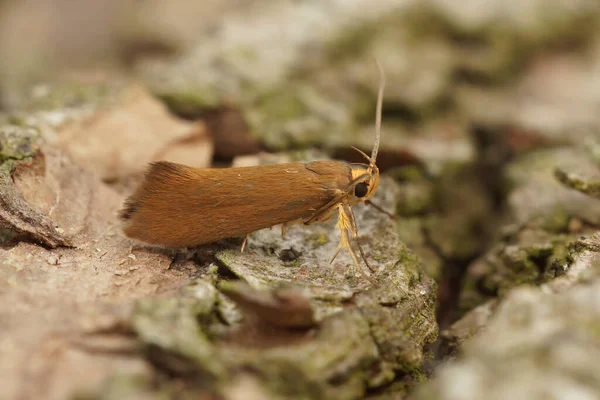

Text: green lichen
xmin=324 ymin=11 xmax=406 ymax=64
xmin=406 ymin=2 xmax=600 ymax=83
xmin=389 ymin=166 xmax=429 ymax=183
xmin=219 ymin=309 xmax=380 ymax=400
xmin=243 ymin=83 xmax=355 ymax=151
xmin=157 ymin=89 xmax=222 ymax=118
xmin=19 ymin=80 xmax=121 ymax=113
xmin=0 ymin=124 xmax=42 ymax=245
xmin=352 ymin=243 xmax=438 ymax=373
xmin=0 ymin=124 xmax=40 ymax=164
xmin=132 ymin=281 xmax=227 ymax=385
xmin=130 ymin=280 xmax=394 ymax=400
xmin=307 ymin=232 xmax=329 ymax=248
xmin=460 ymin=230 xmax=593 ymax=311
xmin=395 ymin=243 xmax=427 ymax=279
xmin=554 ymin=167 xmax=600 ymax=200
xmin=543 ymin=242 xmax=573 ymax=280
xmin=540 ymin=206 xmax=571 ymax=233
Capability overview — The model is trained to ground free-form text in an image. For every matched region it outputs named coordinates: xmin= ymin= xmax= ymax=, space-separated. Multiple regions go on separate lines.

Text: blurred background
xmin=2 ymin=1 xmax=600 ymax=399
xmin=3 ymin=0 xmax=599 ymax=162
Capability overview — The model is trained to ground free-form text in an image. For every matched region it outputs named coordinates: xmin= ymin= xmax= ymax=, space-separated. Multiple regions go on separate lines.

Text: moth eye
xmin=354 ymin=182 xmax=369 ymax=198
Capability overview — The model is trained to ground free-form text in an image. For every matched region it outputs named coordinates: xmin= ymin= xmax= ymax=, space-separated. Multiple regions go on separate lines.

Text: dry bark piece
xmin=0 ymin=136 xmax=197 ymax=399
xmin=0 ymin=126 xmax=72 ymax=248
xmin=219 ymin=280 xmax=316 ymax=329
xmin=151 ymin=122 xmax=213 ymax=168
xmin=57 ymin=83 xmax=214 ymax=182
xmin=0 ymin=163 xmax=72 ymax=248
xmin=203 ymin=107 xmax=264 ymax=160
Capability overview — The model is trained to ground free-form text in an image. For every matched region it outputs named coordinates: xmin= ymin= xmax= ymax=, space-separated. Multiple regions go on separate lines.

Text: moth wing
xmin=120 ymin=161 xmax=352 ymax=247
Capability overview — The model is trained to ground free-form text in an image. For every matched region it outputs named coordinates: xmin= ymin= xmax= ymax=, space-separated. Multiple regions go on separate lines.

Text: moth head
xmin=349 ymin=147 xmax=379 ymax=203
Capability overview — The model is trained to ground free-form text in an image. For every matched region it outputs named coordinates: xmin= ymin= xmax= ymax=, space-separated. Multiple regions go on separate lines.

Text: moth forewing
xmin=120 ymin=160 xmax=354 ymax=249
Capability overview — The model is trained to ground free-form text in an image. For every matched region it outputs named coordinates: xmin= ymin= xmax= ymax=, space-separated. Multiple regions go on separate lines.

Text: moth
xmin=119 ymin=60 xmax=386 ymax=280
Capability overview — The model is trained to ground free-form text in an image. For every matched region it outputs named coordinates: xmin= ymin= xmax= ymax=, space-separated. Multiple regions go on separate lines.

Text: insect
xmin=119 ymin=60 xmax=386 ymax=281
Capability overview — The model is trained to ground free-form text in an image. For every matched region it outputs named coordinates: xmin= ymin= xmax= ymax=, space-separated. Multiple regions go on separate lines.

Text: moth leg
xmin=305 ymin=206 xmax=338 ymax=225
xmin=366 ymin=200 xmax=396 ymax=220
xmin=306 ymin=195 xmax=345 ymax=224
xmin=240 ymin=234 xmax=249 ymax=253
xmin=331 ymin=205 xmax=373 ymax=282
xmin=281 ymin=219 xmax=303 ymax=235
xmin=345 ymin=204 xmax=376 ymax=273
xmin=329 ymin=209 xmax=348 ymax=265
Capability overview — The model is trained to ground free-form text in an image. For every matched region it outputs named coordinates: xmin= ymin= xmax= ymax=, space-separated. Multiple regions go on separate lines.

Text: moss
xmin=0 ymin=124 xmax=42 ymax=244
xmin=460 ymin=229 xmax=595 ymax=313
xmin=0 ymin=124 xmax=40 ymax=164
xmin=544 ymin=242 xmax=573 ymax=279
xmin=540 ymin=206 xmax=571 ymax=233
xmin=389 ymin=165 xmax=429 ymax=183
xmin=157 ymin=89 xmax=224 ymax=117
xmin=554 ymin=167 xmax=600 ymax=199
xmin=393 ymin=243 xmax=427 ymax=281
xmin=243 ymin=84 xmax=354 ymax=151
xmin=253 ymin=88 xmax=309 ymax=123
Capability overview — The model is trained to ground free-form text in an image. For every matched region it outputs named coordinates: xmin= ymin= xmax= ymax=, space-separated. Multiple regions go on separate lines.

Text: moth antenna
xmin=371 ymin=57 xmax=385 ymax=163
xmin=351 ymin=146 xmax=375 ymax=165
